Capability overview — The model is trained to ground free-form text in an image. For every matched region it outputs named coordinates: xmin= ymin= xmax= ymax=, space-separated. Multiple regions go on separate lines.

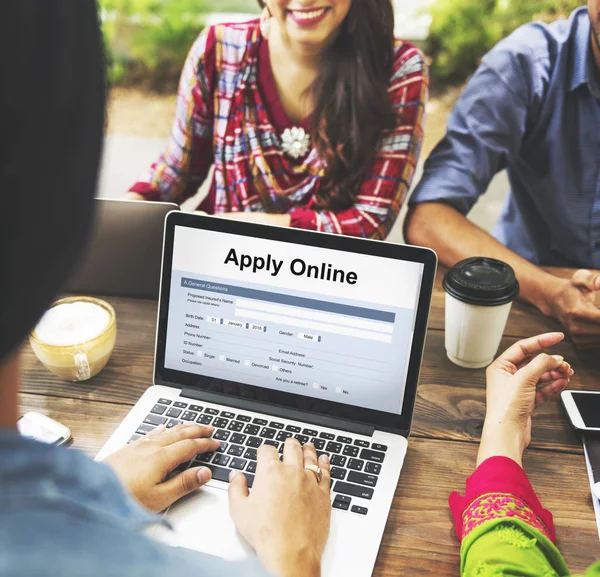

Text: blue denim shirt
xmin=410 ymin=7 xmax=600 ymax=267
xmin=0 ymin=428 xmax=269 ymax=577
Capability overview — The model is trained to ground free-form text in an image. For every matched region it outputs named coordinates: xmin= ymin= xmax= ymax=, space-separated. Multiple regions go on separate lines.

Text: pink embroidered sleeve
xmin=449 ymin=456 xmax=556 ymax=544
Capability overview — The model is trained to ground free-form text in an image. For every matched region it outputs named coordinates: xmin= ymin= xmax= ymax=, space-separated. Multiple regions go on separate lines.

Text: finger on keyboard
xmin=282 ymin=436 xmax=303 ymax=467
xmin=302 ymin=442 xmax=319 ymax=470
xmin=317 ymin=453 xmax=331 ymax=492
xmin=256 ymin=443 xmax=280 ymax=474
xmin=145 ymin=424 xmax=166 ymax=438
xmin=155 ymin=423 xmax=215 ymax=446
xmin=165 ymin=437 xmax=220 ymax=469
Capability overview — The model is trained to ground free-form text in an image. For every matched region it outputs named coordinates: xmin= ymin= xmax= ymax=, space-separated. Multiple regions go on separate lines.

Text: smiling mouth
xmin=287 ymin=7 xmax=330 ymax=21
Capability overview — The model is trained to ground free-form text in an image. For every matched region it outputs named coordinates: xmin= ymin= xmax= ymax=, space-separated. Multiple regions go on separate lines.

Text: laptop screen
xmin=160 ymin=222 xmax=427 ymax=418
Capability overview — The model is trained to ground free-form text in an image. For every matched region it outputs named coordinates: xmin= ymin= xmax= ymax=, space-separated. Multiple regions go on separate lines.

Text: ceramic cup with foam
xmin=443 ymin=258 xmax=520 ymax=369
xmin=30 ymin=297 xmax=117 ymax=381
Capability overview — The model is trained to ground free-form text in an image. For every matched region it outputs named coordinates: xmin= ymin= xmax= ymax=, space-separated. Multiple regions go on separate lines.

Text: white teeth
xmin=292 ymin=8 xmax=326 ymax=20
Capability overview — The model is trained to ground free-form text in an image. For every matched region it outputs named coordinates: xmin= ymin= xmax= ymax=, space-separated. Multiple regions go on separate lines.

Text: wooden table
xmin=19 ymin=267 xmax=600 ymax=574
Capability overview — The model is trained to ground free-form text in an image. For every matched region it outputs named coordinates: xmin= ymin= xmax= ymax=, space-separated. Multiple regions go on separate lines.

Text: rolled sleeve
xmin=410 ymin=44 xmax=536 ymax=214
xmin=408 ymin=164 xmax=481 ymax=215
xmin=289 ymin=207 xmax=318 ymax=230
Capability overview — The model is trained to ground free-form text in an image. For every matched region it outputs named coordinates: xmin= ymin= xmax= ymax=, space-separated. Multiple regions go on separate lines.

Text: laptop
xmin=65 ymin=198 xmax=179 ymax=299
xmin=97 ymin=212 xmax=437 ymax=577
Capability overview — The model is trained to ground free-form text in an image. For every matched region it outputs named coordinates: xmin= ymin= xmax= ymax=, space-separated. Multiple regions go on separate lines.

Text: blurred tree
xmin=426 ymin=0 xmax=585 ymax=87
xmin=100 ymin=0 xmax=259 ymax=88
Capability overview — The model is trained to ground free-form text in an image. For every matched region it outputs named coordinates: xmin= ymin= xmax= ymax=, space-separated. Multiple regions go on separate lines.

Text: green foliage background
xmin=100 ymin=0 xmax=259 ymax=88
xmin=426 ymin=0 xmax=585 ymax=86
xmin=101 ymin=0 xmax=586 ymax=90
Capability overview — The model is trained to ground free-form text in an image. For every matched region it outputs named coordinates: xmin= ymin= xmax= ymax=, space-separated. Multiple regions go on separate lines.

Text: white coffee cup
xmin=443 ymin=258 xmax=520 ymax=369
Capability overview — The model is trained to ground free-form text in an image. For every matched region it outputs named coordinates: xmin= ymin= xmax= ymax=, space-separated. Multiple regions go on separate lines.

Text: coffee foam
xmin=34 ymin=302 xmax=111 ymax=346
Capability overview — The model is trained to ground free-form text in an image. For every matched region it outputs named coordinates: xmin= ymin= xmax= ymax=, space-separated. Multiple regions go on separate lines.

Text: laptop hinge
xmin=180 ymin=387 xmax=375 ymax=437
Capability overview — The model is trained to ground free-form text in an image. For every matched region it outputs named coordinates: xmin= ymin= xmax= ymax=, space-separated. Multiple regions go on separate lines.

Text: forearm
xmin=261 ymin=551 xmax=321 ymax=577
xmin=125 ymin=192 xmax=146 ymax=201
xmin=219 ymin=213 xmax=291 ymax=227
xmin=283 ymin=560 xmax=320 ymax=577
xmin=292 ymin=206 xmax=394 ymax=238
xmin=405 ymin=202 xmax=563 ymax=314
xmin=477 ymin=422 xmax=524 ymax=468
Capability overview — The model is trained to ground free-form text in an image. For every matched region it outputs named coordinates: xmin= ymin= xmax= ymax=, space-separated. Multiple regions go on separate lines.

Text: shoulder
xmin=184 ymin=20 xmax=260 ymax=92
xmin=387 ymin=40 xmax=428 ymax=107
xmin=481 ymin=8 xmax=585 ymax=90
xmin=193 ymin=20 xmax=260 ymax=68
xmin=390 ymin=40 xmax=427 ymax=82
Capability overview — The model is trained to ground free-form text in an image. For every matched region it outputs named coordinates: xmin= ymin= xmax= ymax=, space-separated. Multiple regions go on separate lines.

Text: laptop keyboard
xmin=129 ymin=397 xmax=388 ymax=516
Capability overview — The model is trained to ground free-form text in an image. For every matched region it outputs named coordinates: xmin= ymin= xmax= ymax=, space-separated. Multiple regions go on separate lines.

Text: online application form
xmin=164 ymin=227 xmax=424 ymax=415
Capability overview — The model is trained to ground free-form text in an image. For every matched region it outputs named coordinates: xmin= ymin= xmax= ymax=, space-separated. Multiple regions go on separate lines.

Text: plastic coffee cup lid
xmin=443 ymin=257 xmax=520 ymax=307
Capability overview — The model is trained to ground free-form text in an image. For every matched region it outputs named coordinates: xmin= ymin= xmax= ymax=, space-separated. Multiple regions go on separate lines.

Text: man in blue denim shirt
xmin=406 ymin=3 xmax=600 ymax=349
xmin=0 ymin=4 xmax=331 ymax=577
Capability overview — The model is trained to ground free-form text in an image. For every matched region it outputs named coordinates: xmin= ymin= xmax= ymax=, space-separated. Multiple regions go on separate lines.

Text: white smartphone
xmin=561 ymin=390 xmax=600 ymax=432
xmin=17 ymin=411 xmax=72 ymax=446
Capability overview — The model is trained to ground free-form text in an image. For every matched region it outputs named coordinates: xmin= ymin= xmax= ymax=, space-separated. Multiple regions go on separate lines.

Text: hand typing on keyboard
xmin=228 ymin=439 xmax=331 ymax=577
xmin=104 ymin=423 xmax=219 ymax=512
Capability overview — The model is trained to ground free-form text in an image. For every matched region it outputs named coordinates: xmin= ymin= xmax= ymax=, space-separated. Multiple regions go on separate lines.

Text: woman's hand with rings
xmin=304 ymin=464 xmax=323 ymax=483
xmin=479 ymin=332 xmax=573 ymax=467
xmin=228 ymin=439 xmax=331 ymax=577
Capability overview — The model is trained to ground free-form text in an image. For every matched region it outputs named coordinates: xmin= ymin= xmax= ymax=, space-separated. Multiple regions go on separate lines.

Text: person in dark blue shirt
xmin=406 ymin=3 xmax=600 ymax=349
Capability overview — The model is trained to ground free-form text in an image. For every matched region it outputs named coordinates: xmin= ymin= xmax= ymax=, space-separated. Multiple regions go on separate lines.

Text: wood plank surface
xmin=17 ymin=389 xmax=600 ymax=576
xmin=18 ymin=269 xmax=600 ymax=572
xmin=412 ymin=332 xmax=600 ymax=453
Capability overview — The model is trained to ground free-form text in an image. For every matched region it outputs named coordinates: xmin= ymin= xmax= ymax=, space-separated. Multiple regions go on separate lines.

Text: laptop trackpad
xmin=152 ymin=485 xmax=252 ymax=560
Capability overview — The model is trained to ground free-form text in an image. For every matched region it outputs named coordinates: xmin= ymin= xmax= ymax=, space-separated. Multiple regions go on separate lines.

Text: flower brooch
xmin=280 ymin=126 xmax=311 ymax=159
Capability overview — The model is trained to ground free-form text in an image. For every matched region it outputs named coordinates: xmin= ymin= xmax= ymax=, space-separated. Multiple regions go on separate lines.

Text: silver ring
xmin=304 ymin=464 xmax=322 ymax=483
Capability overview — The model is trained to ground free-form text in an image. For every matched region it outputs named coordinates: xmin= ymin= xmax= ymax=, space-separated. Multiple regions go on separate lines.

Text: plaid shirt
xmin=130 ymin=20 xmax=428 ymax=239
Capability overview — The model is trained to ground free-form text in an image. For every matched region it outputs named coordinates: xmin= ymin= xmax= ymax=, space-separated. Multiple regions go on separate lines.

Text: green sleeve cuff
xmin=460 ymin=518 xmax=570 ymax=577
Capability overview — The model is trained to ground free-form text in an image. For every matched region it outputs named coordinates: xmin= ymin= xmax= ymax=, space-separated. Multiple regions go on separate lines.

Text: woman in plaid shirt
xmin=128 ymin=0 xmax=428 ymax=239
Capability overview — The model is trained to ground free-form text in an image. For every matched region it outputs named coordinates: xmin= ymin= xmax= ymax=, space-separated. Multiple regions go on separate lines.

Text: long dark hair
xmin=257 ymin=0 xmax=397 ymax=210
